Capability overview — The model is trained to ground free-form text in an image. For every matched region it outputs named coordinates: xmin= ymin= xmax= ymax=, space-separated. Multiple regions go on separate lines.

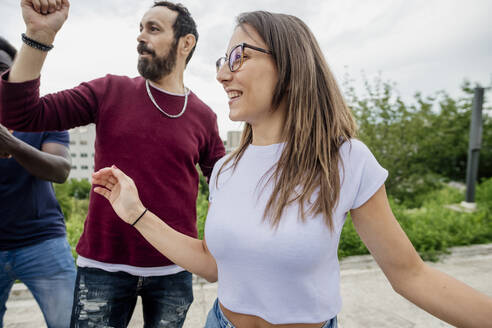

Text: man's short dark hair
xmin=153 ymin=1 xmax=198 ymax=65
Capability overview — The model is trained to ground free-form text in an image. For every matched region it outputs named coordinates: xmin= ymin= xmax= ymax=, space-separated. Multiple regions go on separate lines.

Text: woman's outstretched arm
xmin=351 ymin=185 xmax=492 ymax=328
xmin=92 ymin=166 xmax=218 ymax=282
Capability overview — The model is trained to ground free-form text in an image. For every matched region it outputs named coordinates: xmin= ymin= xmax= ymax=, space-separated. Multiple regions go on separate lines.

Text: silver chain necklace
xmin=145 ymin=80 xmax=188 ymax=119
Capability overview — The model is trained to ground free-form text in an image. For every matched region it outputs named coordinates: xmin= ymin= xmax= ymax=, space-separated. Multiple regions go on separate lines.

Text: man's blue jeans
xmin=70 ymin=267 xmax=194 ymax=328
xmin=0 ymin=236 xmax=77 ymax=328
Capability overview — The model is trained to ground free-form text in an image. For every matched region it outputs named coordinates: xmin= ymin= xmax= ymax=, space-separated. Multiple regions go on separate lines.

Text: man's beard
xmin=137 ymin=41 xmax=178 ymax=81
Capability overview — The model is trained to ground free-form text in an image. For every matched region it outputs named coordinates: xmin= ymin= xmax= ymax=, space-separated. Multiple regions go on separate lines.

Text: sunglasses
xmin=216 ymin=43 xmax=272 ymax=73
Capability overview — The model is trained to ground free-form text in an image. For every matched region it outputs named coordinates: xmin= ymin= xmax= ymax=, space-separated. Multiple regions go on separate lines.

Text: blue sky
xmin=1 ymin=0 xmax=491 ymax=138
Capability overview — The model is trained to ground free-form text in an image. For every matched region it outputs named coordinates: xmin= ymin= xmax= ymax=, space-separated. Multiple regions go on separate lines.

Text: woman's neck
xmin=250 ymin=101 xmax=287 ymax=146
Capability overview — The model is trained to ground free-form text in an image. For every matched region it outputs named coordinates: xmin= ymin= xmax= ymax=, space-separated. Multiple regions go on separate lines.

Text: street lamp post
xmin=463 ymin=87 xmax=484 ymax=208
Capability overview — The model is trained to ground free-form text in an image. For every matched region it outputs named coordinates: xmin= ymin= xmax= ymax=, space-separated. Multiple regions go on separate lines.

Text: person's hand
xmin=92 ymin=165 xmax=146 ymax=225
xmin=21 ymin=0 xmax=70 ymax=45
xmin=0 ymin=125 xmax=15 ymax=159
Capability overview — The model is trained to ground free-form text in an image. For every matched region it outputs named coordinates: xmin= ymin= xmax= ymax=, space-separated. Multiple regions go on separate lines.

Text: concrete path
xmin=4 ymin=244 xmax=492 ymax=327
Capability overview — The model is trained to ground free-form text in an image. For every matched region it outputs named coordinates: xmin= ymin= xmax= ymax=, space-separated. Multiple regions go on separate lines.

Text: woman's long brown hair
xmin=217 ymin=11 xmax=357 ymax=229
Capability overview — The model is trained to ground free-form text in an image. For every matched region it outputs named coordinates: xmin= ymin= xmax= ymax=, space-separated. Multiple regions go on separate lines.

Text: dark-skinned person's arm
xmin=0 ymin=124 xmax=70 ymax=183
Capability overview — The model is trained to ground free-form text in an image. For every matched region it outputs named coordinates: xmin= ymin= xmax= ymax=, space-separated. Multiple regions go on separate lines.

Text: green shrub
xmin=64 ymin=199 xmax=89 ymax=259
xmin=55 ymin=187 xmax=73 ymax=220
xmin=338 ymin=214 xmax=369 ymax=258
xmin=392 ymin=172 xmax=444 ymax=208
xmin=421 ymin=184 xmax=463 ymax=207
xmin=196 ymin=191 xmax=209 ymax=240
xmin=54 ymin=178 xmax=92 ymax=220
xmin=476 ymin=177 xmax=492 ymax=211
xmin=68 ymin=179 xmax=92 ymax=199
xmin=338 ymin=184 xmax=492 ymax=261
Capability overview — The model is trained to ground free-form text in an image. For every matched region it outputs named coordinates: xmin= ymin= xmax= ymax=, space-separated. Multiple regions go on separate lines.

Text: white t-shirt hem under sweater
xmin=205 ymin=139 xmax=388 ymax=324
xmin=76 ymin=256 xmax=184 ymax=277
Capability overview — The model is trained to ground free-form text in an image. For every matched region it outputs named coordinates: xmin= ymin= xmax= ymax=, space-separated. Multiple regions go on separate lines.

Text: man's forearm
xmin=10 ymin=0 xmax=69 ymax=82
xmin=8 ymin=38 xmax=51 ymax=83
xmin=8 ymin=137 xmax=70 ymax=183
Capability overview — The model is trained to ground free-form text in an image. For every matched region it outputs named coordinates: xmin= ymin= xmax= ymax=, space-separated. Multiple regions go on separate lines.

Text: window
xmin=81 ymin=165 xmax=89 ymax=170
xmin=80 ymin=153 xmax=88 ymax=158
xmin=80 ymin=140 xmax=88 ymax=145
xmin=69 ymin=141 xmax=76 ymax=145
xmin=71 ymin=153 xmax=77 ymax=157
xmin=71 ymin=165 xmax=77 ymax=169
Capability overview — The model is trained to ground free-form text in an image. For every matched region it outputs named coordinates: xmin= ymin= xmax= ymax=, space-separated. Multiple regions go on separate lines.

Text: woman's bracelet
xmin=131 ymin=208 xmax=148 ymax=227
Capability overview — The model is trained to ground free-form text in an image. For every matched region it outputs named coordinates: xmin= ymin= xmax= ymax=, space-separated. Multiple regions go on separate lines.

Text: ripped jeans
xmin=70 ymin=267 xmax=193 ymax=328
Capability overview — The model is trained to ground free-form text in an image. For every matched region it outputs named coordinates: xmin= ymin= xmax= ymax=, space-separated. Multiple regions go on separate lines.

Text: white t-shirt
xmin=205 ymin=139 xmax=388 ymax=324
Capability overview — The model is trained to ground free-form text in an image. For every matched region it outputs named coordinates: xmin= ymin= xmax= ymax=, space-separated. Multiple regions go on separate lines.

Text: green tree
xmin=344 ymin=75 xmax=491 ymax=207
xmin=54 ymin=178 xmax=92 ymax=220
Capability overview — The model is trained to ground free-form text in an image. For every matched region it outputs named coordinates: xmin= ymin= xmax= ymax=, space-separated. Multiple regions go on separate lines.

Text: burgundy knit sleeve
xmin=199 ymin=115 xmax=225 ymax=180
xmin=0 ymin=70 xmax=106 ymax=131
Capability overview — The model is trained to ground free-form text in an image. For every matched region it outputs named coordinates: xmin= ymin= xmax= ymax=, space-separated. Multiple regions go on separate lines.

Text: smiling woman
xmin=90 ymin=8 xmax=492 ymax=328
xmin=216 ymin=26 xmax=281 ymax=128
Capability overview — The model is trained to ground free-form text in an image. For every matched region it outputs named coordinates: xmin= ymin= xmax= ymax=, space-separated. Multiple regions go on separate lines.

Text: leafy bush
xmin=54 ymin=186 xmax=72 ymax=220
xmin=54 ymin=178 xmax=91 ymax=221
xmin=196 ymin=189 xmax=209 ymax=240
xmin=55 ymin=178 xmax=91 ymax=200
xmin=65 ymin=199 xmax=89 ymax=259
xmin=476 ymin=177 xmax=492 ymax=212
xmin=338 ymin=185 xmax=492 ymax=261
xmin=338 ymin=214 xmax=368 ymax=258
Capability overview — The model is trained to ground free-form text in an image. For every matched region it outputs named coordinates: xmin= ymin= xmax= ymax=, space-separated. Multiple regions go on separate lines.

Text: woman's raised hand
xmin=92 ymin=165 xmax=146 ymax=225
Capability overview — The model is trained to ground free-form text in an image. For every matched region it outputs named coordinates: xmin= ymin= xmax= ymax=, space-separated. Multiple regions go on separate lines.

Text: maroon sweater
xmin=0 ymin=72 xmax=225 ymax=267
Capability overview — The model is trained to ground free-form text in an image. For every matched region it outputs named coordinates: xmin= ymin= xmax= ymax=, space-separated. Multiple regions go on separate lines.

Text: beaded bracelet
xmin=21 ymin=33 xmax=54 ymax=52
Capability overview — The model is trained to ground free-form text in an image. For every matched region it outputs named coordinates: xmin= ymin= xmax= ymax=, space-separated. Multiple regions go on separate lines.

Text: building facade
xmin=67 ymin=127 xmax=241 ymax=180
xmin=226 ymin=130 xmax=241 ymax=153
xmin=68 ymin=124 xmax=95 ymax=181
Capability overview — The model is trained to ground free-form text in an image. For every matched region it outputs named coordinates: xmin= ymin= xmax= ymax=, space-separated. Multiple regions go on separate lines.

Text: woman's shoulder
xmin=339 ymin=138 xmax=372 ymax=159
xmin=210 ymin=153 xmax=234 ymax=181
xmin=212 ymin=153 xmax=232 ymax=171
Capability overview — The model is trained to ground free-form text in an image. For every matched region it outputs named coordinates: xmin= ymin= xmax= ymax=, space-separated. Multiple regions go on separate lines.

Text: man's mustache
xmin=137 ymin=43 xmax=156 ymax=57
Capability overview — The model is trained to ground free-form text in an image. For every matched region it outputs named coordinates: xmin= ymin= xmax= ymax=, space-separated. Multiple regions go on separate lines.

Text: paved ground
xmin=4 ymin=244 xmax=492 ymax=327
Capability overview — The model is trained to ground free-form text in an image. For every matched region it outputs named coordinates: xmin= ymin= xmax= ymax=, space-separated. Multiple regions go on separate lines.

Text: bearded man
xmin=0 ymin=1 xmax=225 ymax=327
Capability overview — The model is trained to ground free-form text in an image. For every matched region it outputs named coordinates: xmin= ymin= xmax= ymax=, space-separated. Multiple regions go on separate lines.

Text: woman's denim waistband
xmin=205 ymin=298 xmax=337 ymax=328
xmin=213 ymin=298 xmax=235 ymax=327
